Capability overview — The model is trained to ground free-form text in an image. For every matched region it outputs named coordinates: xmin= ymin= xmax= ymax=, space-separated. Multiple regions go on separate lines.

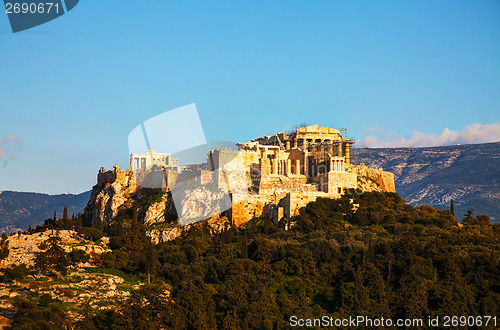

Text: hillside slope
xmin=352 ymin=141 xmax=500 ymax=221
xmin=0 ymin=190 xmax=91 ymax=232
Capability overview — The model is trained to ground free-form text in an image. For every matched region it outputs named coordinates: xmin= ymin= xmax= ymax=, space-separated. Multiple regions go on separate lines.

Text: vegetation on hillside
xmin=3 ymin=192 xmax=499 ymax=328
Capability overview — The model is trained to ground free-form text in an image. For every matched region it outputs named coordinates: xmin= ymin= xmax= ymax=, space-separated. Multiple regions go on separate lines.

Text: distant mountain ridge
xmin=352 ymin=141 xmax=500 ymax=222
xmin=0 ymin=190 xmax=91 ymax=232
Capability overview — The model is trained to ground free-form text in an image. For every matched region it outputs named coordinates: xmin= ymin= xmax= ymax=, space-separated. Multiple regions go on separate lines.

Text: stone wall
xmin=323 ymin=171 xmax=357 ymax=194
xmin=209 ymin=148 xmax=253 ymax=193
xmin=259 ymin=174 xmax=314 ymax=194
xmin=281 ymin=192 xmax=329 ymax=218
xmin=165 ymin=169 xmax=179 ymax=189
xmin=230 ymin=191 xmax=328 ymax=225
xmin=97 ymin=165 xmax=136 ymax=191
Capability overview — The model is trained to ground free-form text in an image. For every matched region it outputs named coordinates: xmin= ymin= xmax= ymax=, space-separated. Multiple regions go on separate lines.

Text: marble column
xmin=345 ymin=144 xmax=351 ymax=164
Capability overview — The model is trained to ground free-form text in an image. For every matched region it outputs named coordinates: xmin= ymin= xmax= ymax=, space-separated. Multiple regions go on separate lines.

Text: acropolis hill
xmin=85 ymin=125 xmax=395 ymax=242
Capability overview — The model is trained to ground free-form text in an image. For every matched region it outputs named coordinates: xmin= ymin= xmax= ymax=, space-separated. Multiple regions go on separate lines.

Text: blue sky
xmin=0 ymin=0 xmax=499 ymax=194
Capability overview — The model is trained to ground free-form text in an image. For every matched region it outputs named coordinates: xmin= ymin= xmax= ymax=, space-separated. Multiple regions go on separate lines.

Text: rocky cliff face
xmin=84 ymin=166 xmax=230 ymax=243
xmin=143 ymin=193 xmax=169 ymax=226
xmin=85 ymin=165 xmax=136 ymax=224
xmin=142 ymin=187 xmax=231 ymax=242
xmin=146 ymin=215 xmax=228 ymax=244
xmin=90 ymin=181 xmax=128 ymax=224
xmin=176 ymin=186 xmax=231 ymax=225
xmin=351 ymin=164 xmax=396 ymax=193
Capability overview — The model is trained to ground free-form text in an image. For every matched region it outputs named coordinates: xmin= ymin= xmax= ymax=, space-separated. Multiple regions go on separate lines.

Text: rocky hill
xmin=0 ymin=191 xmax=91 ymax=233
xmin=352 ymin=141 xmax=500 ymax=222
xmin=0 ymin=229 xmax=144 ymax=327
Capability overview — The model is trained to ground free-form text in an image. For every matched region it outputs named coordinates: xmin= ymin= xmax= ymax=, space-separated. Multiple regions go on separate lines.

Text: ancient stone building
xmin=129 ymin=149 xmax=179 ymax=171
xmin=207 ymin=125 xmax=394 ymax=225
xmin=92 ymin=124 xmax=395 ymax=232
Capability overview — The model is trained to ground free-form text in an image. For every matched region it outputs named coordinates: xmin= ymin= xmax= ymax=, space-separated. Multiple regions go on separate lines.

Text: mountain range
xmin=352 ymin=141 xmax=500 ymax=222
xmin=0 ymin=190 xmax=91 ymax=233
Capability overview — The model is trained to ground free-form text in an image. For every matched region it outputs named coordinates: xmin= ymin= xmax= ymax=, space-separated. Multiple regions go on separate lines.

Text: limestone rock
xmin=176 ymin=186 xmax=230 ymax=225
xmin=86 ymin=165 xmax=136 ymax=224
xmin=144 ymin=194 xmax=168 ymax=226
xmin=146 ymin=227 xmax=184 ymax=244
xmin=146 ymin=215 xmax=228 ymax=244
xmin=1 ymin=230 xmax=110 ymax=268
xmin=350 ymin=164 xmax=396 ymax=193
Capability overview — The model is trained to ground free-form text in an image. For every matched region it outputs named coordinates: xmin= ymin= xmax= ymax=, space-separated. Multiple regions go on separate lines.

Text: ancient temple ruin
xmin=206 ymin=125 xmax=394 ymax=225
xmin=130 ymin=149 xmax=179 ymax=171
xmin=96 ymin=124 xmax=395 ymax=228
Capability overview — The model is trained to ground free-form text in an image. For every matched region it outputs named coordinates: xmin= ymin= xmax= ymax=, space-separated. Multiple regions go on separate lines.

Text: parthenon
xmin=246 ymin=124 xmax=353 ymax=177
xmin=204 ymin=124 xmax=394 ymax=225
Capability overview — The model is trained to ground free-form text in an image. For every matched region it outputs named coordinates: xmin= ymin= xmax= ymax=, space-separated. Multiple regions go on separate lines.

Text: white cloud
xmin=359 ymin=122 xmax=500 ymax=148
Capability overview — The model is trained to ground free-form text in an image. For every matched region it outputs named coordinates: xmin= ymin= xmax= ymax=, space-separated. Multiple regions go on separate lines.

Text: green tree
xmin=34 ymin=231 xmax=69 ymax=277
xmin=397 ymin=263 xmax=429 ymax=319
xmin=69 ymin=249 xmax=89 ymax=263
xmin=143 ymin=241 xmax=159 ymax=283
xmin=4 ymin=263 xmax=29 ymax=282
xmin=11 ymin=295 xmax=69 ymax=329
xmin=462 ymin=209 xmax=474 ymax=225
xmin=63 ymin=207 xmax=69 ymax=220
xmin=77 ymin=227 xmax=104 ymax=241
xmin=240 ymin=231 xmax=248 ymax=259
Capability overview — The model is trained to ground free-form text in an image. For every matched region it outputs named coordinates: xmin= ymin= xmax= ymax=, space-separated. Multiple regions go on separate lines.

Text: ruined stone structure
xmin=130 ymin=149 xmax=179 ymax=171
xmin=207 ymin=125 xmax=394 ymax=225
xmin=90 ymin=125 xmax=395 ymax=241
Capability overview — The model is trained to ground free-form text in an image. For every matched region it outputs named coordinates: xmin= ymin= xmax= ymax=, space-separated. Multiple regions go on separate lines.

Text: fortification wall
xmin=328 ymin=171 xmax=357 ymax=193
xmin=165 ymin=169 xmax=179 ymax=189
xmin=97 ymin=165 xmax=137 ymax=191
xmin=281 ymin=192 xmax=329 ymax=218
xmin=259 ymin=174 xmax=314 ymax=194
xmin=231 ymin=191 xmax=327 ymax=225
xmin=231 ymin=194 xmax=274 ymax=226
